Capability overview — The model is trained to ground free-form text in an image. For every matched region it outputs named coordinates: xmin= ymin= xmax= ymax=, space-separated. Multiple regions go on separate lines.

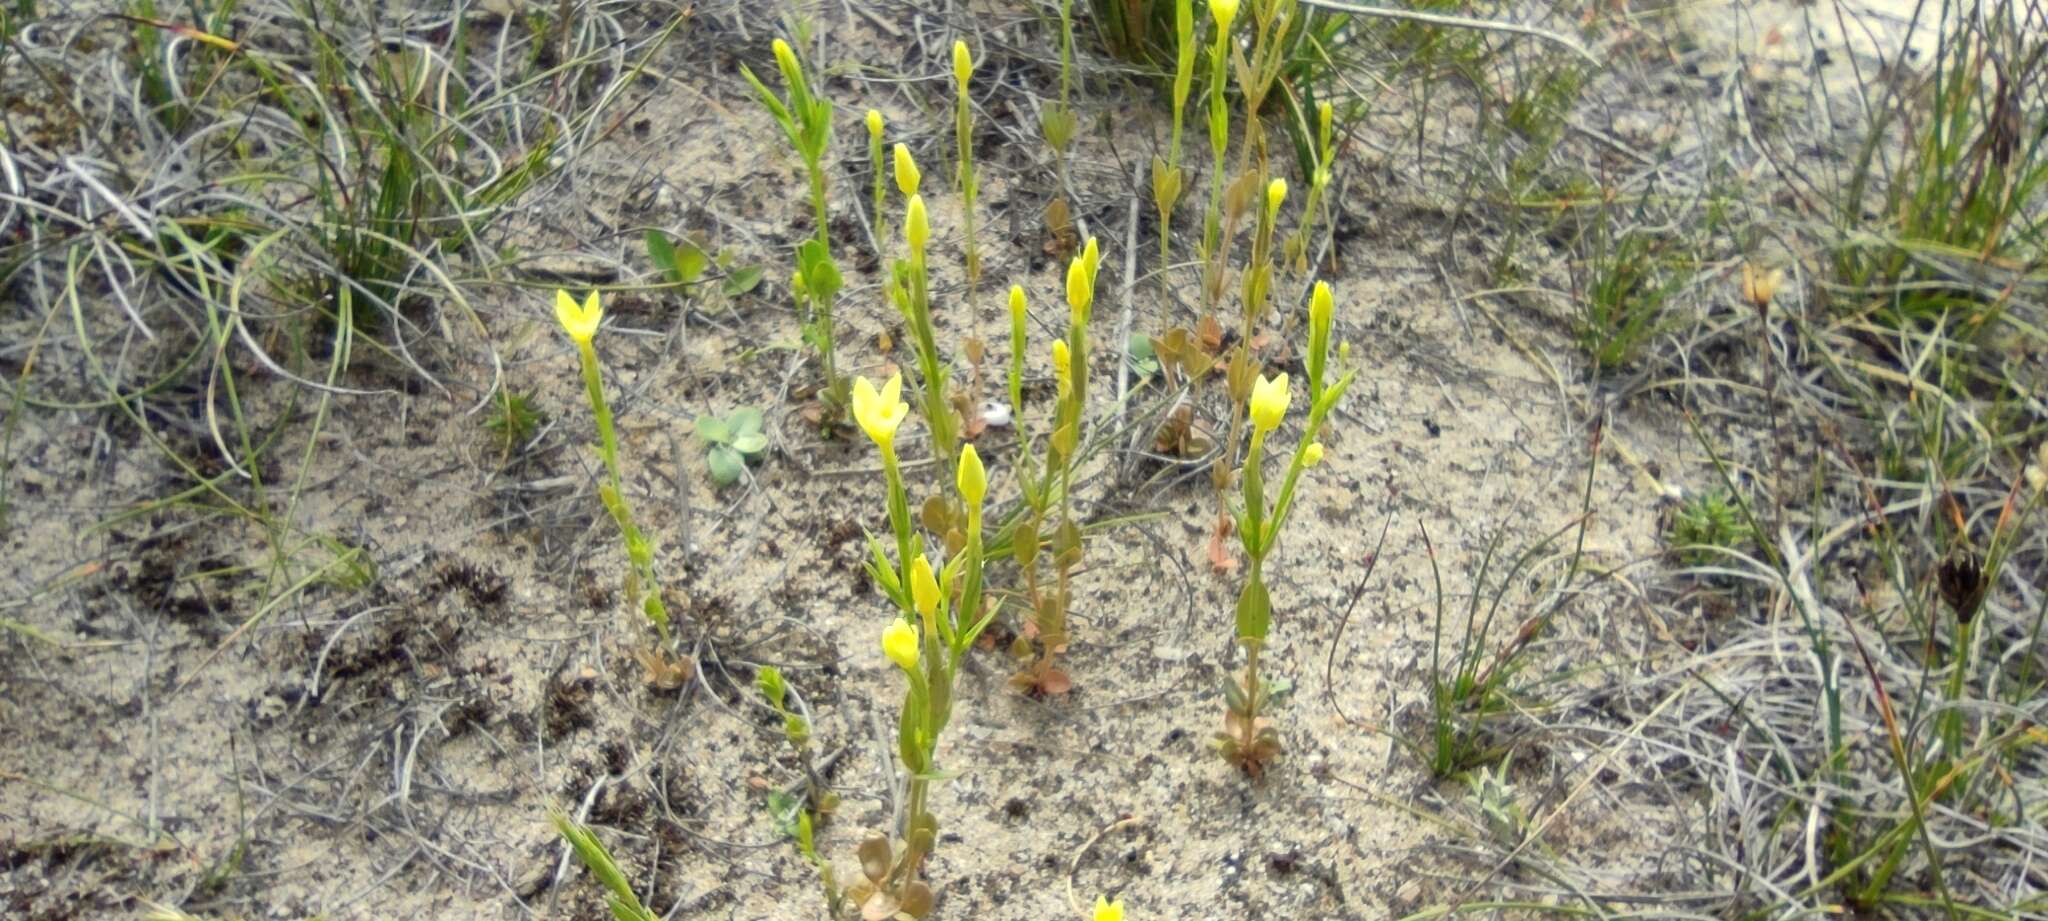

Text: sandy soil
xmin=0 ymin=0 xmax=1952 ymax=918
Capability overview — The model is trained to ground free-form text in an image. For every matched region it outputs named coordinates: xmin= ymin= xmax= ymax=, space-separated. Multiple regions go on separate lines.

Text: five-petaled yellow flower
xmin=909 ymin=555 xmax=941 ymax=620
xmin=1249 ymin=373 xmax=1289 ymax=434
xmin=1093 ymin=896 xmax=1125 ymax=921
xmin=894 ymin=143 xmax=921 ymax=196
xmin=957 ymin=444 xmax=987 ymax=509
xmin=1303 ymin=442 xmax=1325 ymax=467
xmin=851 ymin=374 xmax=909 ymax=450
xmin=906 ymin=194 xmax=930 ymax=254
xmin=882 ymin=619 xmax=919 ymax=671
xmin=554 ymin=289 xmax=602 ymax=344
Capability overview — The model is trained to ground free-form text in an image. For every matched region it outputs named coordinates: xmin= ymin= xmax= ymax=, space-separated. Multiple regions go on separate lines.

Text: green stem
xmin=577 ymin=341 xmax=671 ymax=643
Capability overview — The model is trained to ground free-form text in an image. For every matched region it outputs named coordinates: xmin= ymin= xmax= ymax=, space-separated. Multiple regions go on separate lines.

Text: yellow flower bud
xmin=1265 ymin=177 xmax=1287 ymax=217
xmin=1310 ymin=281 xmax=1333 ymax=334
xmin=851 ymin=374 xmax=909 ymax=451
xmin=957 ymin=444 xmax=987 ymax=509
xmin=906 ymin=194 xmax=929 ymax=253
xmin=1303 ymin=442 xmax=1325 ymax=467
xmin=866 ymin=108 xmax=884 ymax=140
xmin=1008 ymin=285 xmax=1027 ymax=325
xmin=772 ymin=38 xmax=799 ymax=77
xmin=1339 ymin=340 xmax=1352 ymax=361
xmin=1249 ymin=373 xmax=1289 ymax=434
xmin=952 ymin=41 xmax=974 ymax=89
xmin=1093 ymin=896 xmax=1125 ymax=921
xmin=554 ymin=289 xmax=602 ymax=344
xmin=882 ymin=619 xmax=919 ymax=671
xmin=1065 ymin=250 xmax=1093 ymax=322
xmin=1051 ymin=339 xmax=1072 ymax=392
xmin=894 ymin=143 xmax=921 ymax=197
xmin=1210 ymin=0 xmax=1239 ymax=32
xmin=909 ymin=555 xmax=941 ymax=620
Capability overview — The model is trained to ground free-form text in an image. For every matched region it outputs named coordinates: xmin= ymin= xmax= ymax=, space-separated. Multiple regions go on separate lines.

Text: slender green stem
xmin=578 ymin=340 xmax=671 ymax=643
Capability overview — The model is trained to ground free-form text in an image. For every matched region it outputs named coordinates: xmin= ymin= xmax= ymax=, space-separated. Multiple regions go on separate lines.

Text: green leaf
xmin=708 ymin=445 xmax=745 ymax=486
xmin=766 ymin=790 xmax=802 ymax=838
xmin=645 ymin=229 xmax=678 ymax=280
xmin=647 ymin=230 xmax=707 ymax=286
xmin=696 ymin=413 xmax=731 ymax=445
xmin=796 ymin=239 xmax=842 ymax=303
xmin=755 ymin=665 xmax=787 ymax=709
xmin=732 ymin=431 xmax=768 ymax=455
xmin=1235 ymin=577 xmax=1271 ymax=641
xmin=729 ymin=406 xmax=765 ymax=436
xmin=722 ymin=265 xmax=765 ymax=297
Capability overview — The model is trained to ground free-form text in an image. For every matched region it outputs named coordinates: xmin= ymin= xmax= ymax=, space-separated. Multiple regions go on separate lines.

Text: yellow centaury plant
xmin=845 ymin=371 xmax=998 ymax=919
xmin=553 ymin=290 xmax=672 ymax=647
xmin=1009 ymin=238 xmax=1101 ymax=694
xmin=1219 ymin=280 xmax=1352 ymax=775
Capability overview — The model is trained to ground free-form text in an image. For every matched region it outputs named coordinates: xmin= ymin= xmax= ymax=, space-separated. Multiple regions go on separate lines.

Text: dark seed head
xmin=1936 ymin=550 xmax=1987 ymax=625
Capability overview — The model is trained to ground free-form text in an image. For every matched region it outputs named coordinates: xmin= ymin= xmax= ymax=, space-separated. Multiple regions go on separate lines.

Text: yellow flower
xmin=957 ymin=443 xmax=987 ymax=509
xmin=1265 ymin=177 xmax=1287 ymax=216
xmin=851 ymin=374 xmax=909 ymax=450
xmin=1008 ymin=285 xmax=1027 ymax=325
xmin=909 ymin=555 xmax=941 ymax=620
xmin=1249 ymin=372 xmax=1289 ymax=434
xmin=952 ymin=41 xmax=974 ymax=89
xmin=1210 ymin=0 xmax=1239 ymax=32
xmin=906 ymin=194 xmax=930 ymax=254
xmin=1051 ymin=339 xmax=1072 ymax=392
xmin=866 ymin=108 xmax=884 ymax=139
xmin=1092 ymin=896 xmax=1125 ymax=921
xmin=894 ymin=143 xmax=921 ymax=196
xmin=1303 ymin=442 xmax=1325 ymax=467
xmin=882 ymin=619 xmax=919 ymax=671
xmin=554 ymin=289 xmax=602 ymax=344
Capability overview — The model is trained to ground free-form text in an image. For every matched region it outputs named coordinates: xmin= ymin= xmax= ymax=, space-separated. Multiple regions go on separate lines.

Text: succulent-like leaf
xmin=708 ymin=445 xmax=745 ymax=485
